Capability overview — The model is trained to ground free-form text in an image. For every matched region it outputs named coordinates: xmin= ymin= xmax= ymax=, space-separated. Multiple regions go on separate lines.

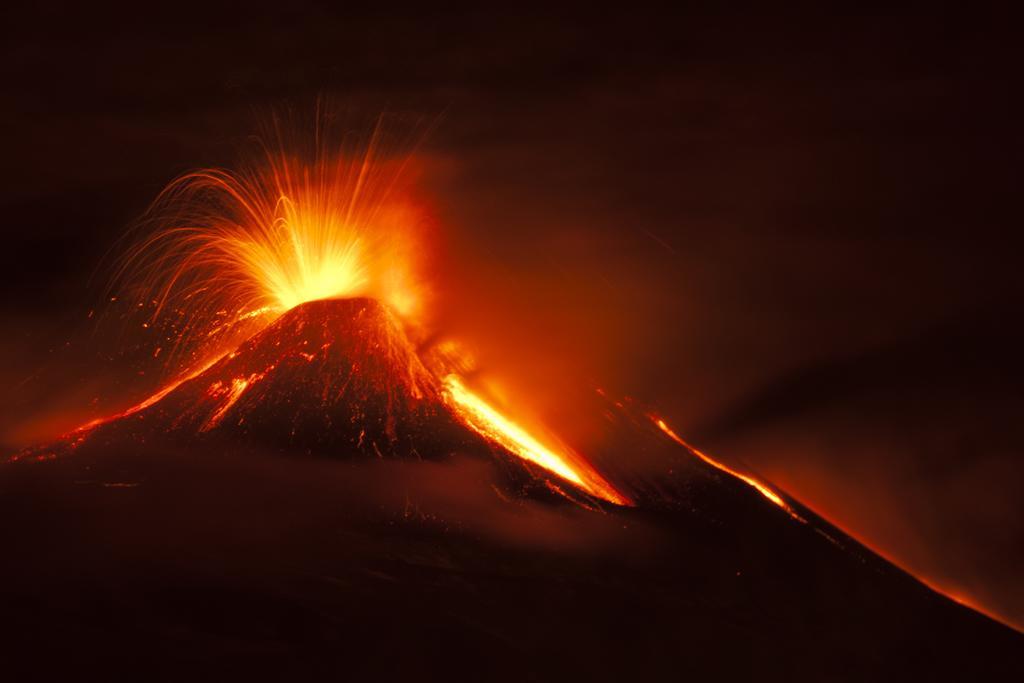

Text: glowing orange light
xmin=114 ymin=127 xmax=428 ymax=366
xmin=652 ymin=415 xmax=802 ymax=520
xmin=443 ymin=375 xmax=630 ymax=506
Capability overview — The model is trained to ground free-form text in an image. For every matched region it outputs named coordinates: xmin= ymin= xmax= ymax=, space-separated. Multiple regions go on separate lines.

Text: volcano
xmin=63 ymin=298 xmax=481 ymax=460
xmin=2 ymin=297 xmax=1022 ymax=681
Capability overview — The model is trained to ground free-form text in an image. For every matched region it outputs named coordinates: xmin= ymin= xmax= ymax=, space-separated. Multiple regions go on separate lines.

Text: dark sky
xmin=2 ymin=3 xmax=1022 ymax=627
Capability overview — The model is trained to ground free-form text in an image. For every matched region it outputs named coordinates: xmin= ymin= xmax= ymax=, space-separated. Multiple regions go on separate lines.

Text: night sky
xmin=2 ymin=4 xmax=1022 ymax=627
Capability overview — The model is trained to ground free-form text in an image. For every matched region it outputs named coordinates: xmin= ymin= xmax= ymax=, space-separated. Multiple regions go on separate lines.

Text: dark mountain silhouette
xmin=2 ymin=297 xmax=1022 ymax=681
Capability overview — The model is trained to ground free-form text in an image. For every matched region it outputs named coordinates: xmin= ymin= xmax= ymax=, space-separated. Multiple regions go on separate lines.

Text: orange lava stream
xmin=7 ymin=356 xmax=224 ymax=463
xmin=652 ymin=415 xmax=803 ymax=521
xmin=650 ymin=414 xmax=1024 ymax=630
xmin=79 ymin=358 xmax=223 ymax=435
xmin=443 ymin=375 xmax=630 ymax=506
xmin=201 ymin=372 xmax=265 ymax=432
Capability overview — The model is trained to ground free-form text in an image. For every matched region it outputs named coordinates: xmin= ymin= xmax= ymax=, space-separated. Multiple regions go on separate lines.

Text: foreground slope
xmin=2 ymin=298 xmax=1021 ymax=680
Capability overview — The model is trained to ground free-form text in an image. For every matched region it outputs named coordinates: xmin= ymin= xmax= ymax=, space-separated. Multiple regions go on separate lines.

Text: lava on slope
xmin=5 ymin=297 xmax=1024 ymax=680
xmin=118 ymin=297 xmax=458 ymax=458
xmin=16 ymin=297 xmax=626 ymax=506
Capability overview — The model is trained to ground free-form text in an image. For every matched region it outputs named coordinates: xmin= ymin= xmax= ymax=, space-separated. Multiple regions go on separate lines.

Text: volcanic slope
xmin=2 ymin=297 xmax=1022 ymax=681
xmin=69 ymin=298 xmax=479 ymax=457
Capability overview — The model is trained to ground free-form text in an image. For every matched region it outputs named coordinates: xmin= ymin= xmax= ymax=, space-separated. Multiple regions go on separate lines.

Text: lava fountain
xmin=111 ymin=116 xmax=428 ymax=366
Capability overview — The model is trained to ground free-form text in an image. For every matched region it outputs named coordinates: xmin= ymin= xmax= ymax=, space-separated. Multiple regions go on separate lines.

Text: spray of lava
xmin=112 ymin=116 xmax=427 ymax=369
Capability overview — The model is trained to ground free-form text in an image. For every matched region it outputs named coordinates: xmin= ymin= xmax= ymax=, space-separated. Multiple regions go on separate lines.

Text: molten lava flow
xmin=78 ymin=356 xmax=224 ymax=434
xmin=201 ymin=372 xmax=265 ymax=432
xmin=8 ymin=355 xmax=224 ymax=463
xmin=443 ymin=375 xmax=630 ymax=506
xmin=652 ymin=415 xmax=803 ymax=521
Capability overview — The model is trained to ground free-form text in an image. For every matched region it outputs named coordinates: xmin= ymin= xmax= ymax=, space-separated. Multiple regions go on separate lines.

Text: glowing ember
xmin=443 ymin=374 xmax=630 ymax=506
xmin=652 ymin=415 xmax=803 ymax=520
